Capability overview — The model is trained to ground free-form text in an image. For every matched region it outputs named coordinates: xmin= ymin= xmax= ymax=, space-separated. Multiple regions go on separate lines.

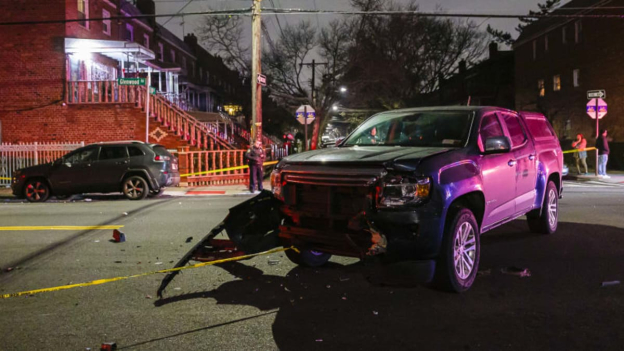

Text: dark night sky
xmin=155 ymin=0 xmax=550 ymax=46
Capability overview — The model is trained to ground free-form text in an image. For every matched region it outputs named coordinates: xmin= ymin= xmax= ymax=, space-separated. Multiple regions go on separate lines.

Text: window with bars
xmin=553 ymin=75 xmax=561 ymax=91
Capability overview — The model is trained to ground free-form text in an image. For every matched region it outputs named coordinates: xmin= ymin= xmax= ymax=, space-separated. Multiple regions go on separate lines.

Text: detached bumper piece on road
xmin=157 ymin=191 xmax=283 ymax=298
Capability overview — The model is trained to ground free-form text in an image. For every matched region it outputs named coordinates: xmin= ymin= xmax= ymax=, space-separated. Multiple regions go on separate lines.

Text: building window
xmin=77 ymin=0 xmax=89 ymax=28
xmin=124 ymin=23 xmax=134 ymax=42
xmin=102 ymin=9 xmax=111 ymax=35
xmin=182 ymin=56 xmax=187 ymax=71
xmin=199 ymin=67 xmax=203 ymax=81
xmin=143 ymin=34 xmax=149 ymax=49
xmin=192 ymin=62 xmax=196 ymax=77
xmin=158 ymin=43 xmax=164 ymax=61
xmin=562 ymin=26 xmax=567 ymax=44
xmin=538 ymin=79 xmax=545 ymax=97
xmin=575 ymin=20 xmax=582 ymax=43
xmin=553 ymin=75 xmax=561 ymax=91
xmin=532 ymin=40 xmax=537 ymax=60
xmin=206 ymin=71 xmax=210 ymax=84
xmin=170 ymin=49 xmax=176 ymax=63
xmin=573 ymin=69 xmax=580 ymax=87
xmin=544 ymin=35 xmax=549 ymax=51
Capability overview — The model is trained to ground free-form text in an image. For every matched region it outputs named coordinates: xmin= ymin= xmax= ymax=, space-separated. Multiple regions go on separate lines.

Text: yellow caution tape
xmin=0 ymin=225 xmax=124 ymax=231
xmin=0 ymin=246 xmax=299 ymax=299
xmin=181 ymin=160 xmax=279 ymax=177
xmin=562 ymin=147 xmax=597 ymax=154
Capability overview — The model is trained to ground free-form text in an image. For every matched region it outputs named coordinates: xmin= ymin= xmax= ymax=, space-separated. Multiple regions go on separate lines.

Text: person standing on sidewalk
xmin=596 ymin=129 xmax=610 ymax=178
xmin=246 ymin=140 xmax=266 ymax=193
xmin=571 ymin=133 xmax=588 ymax=175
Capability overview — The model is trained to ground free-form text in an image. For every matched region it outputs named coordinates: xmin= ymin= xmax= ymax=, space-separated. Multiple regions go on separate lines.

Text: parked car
xmin=271 ymin=107 xmax=563 ymax=292
xmin=11 ymin=141 xmax=180 ymax=202
xmin=562 ymin=163 xmax=569 ymax=177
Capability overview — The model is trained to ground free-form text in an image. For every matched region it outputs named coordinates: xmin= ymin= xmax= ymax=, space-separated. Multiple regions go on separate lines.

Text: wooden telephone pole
xmin=251 ymin=0 xmax=263 ymax=143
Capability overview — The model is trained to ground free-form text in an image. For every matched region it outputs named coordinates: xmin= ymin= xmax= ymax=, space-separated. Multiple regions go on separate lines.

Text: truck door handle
xmin=508 ymin=160 xmax=517 ymax=167
xmin=116 ymin=160 xmax=129 ymax=165
xmin=528 ymin=154 xmax=535 ymax=160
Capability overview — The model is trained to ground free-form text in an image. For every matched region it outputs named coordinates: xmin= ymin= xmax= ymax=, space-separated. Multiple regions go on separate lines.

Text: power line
xmin=2 ymin=8 xmax=624 ymax=26
xmin=161 ymin=0 xmax=195 ymax=26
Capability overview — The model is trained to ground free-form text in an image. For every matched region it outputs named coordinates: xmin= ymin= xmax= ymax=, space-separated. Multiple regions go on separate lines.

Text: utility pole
xmin=251 ymin=0 xmax=263 ymax=143
xmin=299 ymin=60 xmax=328 ymax=150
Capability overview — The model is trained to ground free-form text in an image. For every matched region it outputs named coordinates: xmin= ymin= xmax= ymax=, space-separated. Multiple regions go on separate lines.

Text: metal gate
xmin=0 ymin=142 xmax=84 ymax=186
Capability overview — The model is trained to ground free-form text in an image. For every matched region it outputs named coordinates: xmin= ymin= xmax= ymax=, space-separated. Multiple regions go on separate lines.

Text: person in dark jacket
xmin=246 ymin=140 xmax=266 ymax=192
xmin=596 ymin=129 xmax=610 ymax=178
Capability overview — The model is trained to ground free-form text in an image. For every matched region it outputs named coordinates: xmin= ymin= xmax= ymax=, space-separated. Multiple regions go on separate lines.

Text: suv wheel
xmin=284 ymin=247 xmax=332 ymax=267
xmin=123 ymin=176 xmax=149 ymax=200
xmin=527 ymin=181 xmax=558 ymax=234
xmin=24 ymin=179 xmax=50 ymax=203
xmin=435 ymin=207 xmax=480 ymax=293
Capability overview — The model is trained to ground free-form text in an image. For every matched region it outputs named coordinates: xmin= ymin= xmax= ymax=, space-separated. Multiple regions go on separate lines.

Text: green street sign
xmin=149 ymin=87 xmax=156 ymax=95
xmin=118 ymin=78 xmax=146 ymax=86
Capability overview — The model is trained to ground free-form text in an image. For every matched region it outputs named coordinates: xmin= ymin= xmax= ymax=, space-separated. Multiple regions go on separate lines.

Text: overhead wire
xmin=2 ymin=8 xmax=624 ymax=26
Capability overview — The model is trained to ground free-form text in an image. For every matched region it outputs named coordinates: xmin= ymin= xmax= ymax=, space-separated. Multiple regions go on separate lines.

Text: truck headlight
xmin=378 ymin=176 xmax=431 ymax=207
xmin=270 ymin=169 xmax=283 ymax=200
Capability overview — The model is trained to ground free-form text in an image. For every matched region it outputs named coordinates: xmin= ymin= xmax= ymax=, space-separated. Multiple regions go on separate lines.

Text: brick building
xmin=514 ymin=0 xmax=624 ymax=143
xmin=0 ymin=0 xmax=244 ymax=146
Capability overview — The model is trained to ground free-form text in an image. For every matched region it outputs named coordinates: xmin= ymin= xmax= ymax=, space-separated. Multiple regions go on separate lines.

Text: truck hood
xmin=282 ymin=146 xmax=451 ymax=166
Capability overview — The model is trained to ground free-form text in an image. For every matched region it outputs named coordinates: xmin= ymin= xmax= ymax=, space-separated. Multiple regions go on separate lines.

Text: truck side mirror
xmin=483 ymin=136 xmax=511 ymax=154
xmin=335 ymin=137 xmax=345 ymax=147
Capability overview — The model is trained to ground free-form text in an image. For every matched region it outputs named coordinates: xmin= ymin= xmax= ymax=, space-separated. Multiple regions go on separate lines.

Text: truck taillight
xmin=154 ymin=155 xmax=170 ymax=162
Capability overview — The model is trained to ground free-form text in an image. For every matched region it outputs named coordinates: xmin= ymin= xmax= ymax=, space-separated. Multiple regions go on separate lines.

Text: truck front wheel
xmin=284 ymin=247 xmax=332 ymax=268
xmin=527 ymin=181 xmax=558 ymax=234
xmin=434 ymin=207 xmax=480 ymax=293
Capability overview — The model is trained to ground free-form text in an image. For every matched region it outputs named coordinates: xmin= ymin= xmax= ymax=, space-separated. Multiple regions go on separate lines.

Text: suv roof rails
xmin=94 ymin=140 xmax=146 ymax=145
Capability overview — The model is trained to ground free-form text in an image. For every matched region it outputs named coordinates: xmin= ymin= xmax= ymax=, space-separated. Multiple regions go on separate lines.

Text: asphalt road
xmin=1 ymin=182 xmax=624 ymax=351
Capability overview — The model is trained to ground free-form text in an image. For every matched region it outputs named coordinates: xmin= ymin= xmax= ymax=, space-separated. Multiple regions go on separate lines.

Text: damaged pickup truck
xmin=158 ymin=106 xmax=562 ymax=297
xmin=270 ymin=106 xmax=563 ymax=292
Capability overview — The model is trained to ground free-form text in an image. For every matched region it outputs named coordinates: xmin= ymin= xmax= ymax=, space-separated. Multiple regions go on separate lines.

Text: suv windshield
xmin=343 ymin=110 xmax=474 ymax=147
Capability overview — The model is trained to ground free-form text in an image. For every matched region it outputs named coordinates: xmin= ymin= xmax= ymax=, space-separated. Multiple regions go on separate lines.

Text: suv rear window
xmin=99 ymin=146 xmax=128 ymax=160
xmin=128 ymin=146 xmax=144 ymax=157
xmin=525 ymin=118 xmax=556 ymax=139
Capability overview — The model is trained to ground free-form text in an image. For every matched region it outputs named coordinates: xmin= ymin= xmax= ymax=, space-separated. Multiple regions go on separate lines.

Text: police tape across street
xmin=0 ymin=246 xmax=298 ymax=299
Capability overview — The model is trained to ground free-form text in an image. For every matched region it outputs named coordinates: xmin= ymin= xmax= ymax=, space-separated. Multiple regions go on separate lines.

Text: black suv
xmin=11 ymin=141 xmax=180 ymax=202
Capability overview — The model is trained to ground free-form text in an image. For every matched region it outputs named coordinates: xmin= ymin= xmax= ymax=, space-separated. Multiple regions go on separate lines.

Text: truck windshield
xmin=343 ymin=111 xmax=474 ymax=147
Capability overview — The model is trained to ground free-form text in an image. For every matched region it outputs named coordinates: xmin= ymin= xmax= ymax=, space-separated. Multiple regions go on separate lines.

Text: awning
xmin=145 ymin=60 xmax=182 ymax=72
xmin=64 ymin=38 xmax=155 ymax=62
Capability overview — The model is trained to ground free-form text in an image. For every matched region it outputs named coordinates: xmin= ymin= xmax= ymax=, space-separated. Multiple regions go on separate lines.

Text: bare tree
xmin=198 ymin=14 xmax=251 ymax=76
xmin=342 ymin=0 xmax=487 ymax=110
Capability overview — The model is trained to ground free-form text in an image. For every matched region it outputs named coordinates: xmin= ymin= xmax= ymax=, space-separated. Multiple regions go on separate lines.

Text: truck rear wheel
xmin=284 ymin=247 xmax=331 ymax=268
xmin=434 ymin=207 xmax=480 ymax=293
xmin=527 ymin=181 xmax=558 ymax=234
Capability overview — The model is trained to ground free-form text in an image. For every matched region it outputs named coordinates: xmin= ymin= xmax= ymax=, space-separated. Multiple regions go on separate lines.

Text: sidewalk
xmin=564 ymin=170 xmax=624 ymax=184
xmin=163 ymin=180 xmax=271 ymax=197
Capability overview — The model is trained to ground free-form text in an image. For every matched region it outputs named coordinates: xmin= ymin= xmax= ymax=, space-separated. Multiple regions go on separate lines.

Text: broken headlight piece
xmin=378 ymin=175 xmax=431 ymax=208
xmin=270 ymin=169 xmax=284 ymax=200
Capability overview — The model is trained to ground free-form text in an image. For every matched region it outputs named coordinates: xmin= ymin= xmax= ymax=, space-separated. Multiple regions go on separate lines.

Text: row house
xmin=514 ymin=0 xmax=624 ymax=143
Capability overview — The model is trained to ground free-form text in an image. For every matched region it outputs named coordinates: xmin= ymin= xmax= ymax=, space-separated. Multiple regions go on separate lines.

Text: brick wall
xmin=0 ymin=102 xmax=196 ymax=150
xmin=0 ymin=0 xmax=66 ymax=110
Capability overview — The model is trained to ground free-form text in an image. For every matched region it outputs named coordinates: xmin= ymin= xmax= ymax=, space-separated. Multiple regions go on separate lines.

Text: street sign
xmin=149 ymin=87 xmax=156 ymax=95
xmin=586 ymin=98 xmax=607 ymax=119
xmin=296 ymin=105 xmax=316 ymax=125
xmin=587 ymin=90 xmax=606 ymax=99
xmin=257 ymin=74 xmax=267 ymax=86
xmin=118 ymin=78 xmax=146 ymax=86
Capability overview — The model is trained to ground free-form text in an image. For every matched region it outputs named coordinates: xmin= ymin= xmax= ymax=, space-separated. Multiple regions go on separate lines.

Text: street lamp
xmin=332 ymin=104 xmax=339 ymax=111
xmin=339 ymin=86 xmax=347 ymax=93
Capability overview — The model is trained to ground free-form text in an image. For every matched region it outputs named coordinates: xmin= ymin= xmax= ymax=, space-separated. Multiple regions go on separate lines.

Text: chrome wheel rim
xmin=454 ymin=221 xmax=476 ymax=280
xmin=26 ymin=182 xmax=47 ymax=201
xmin=124 ymin=179 xmax=144 ymax=199
xmin=548 ymin=189 xmax=557 ymax=228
